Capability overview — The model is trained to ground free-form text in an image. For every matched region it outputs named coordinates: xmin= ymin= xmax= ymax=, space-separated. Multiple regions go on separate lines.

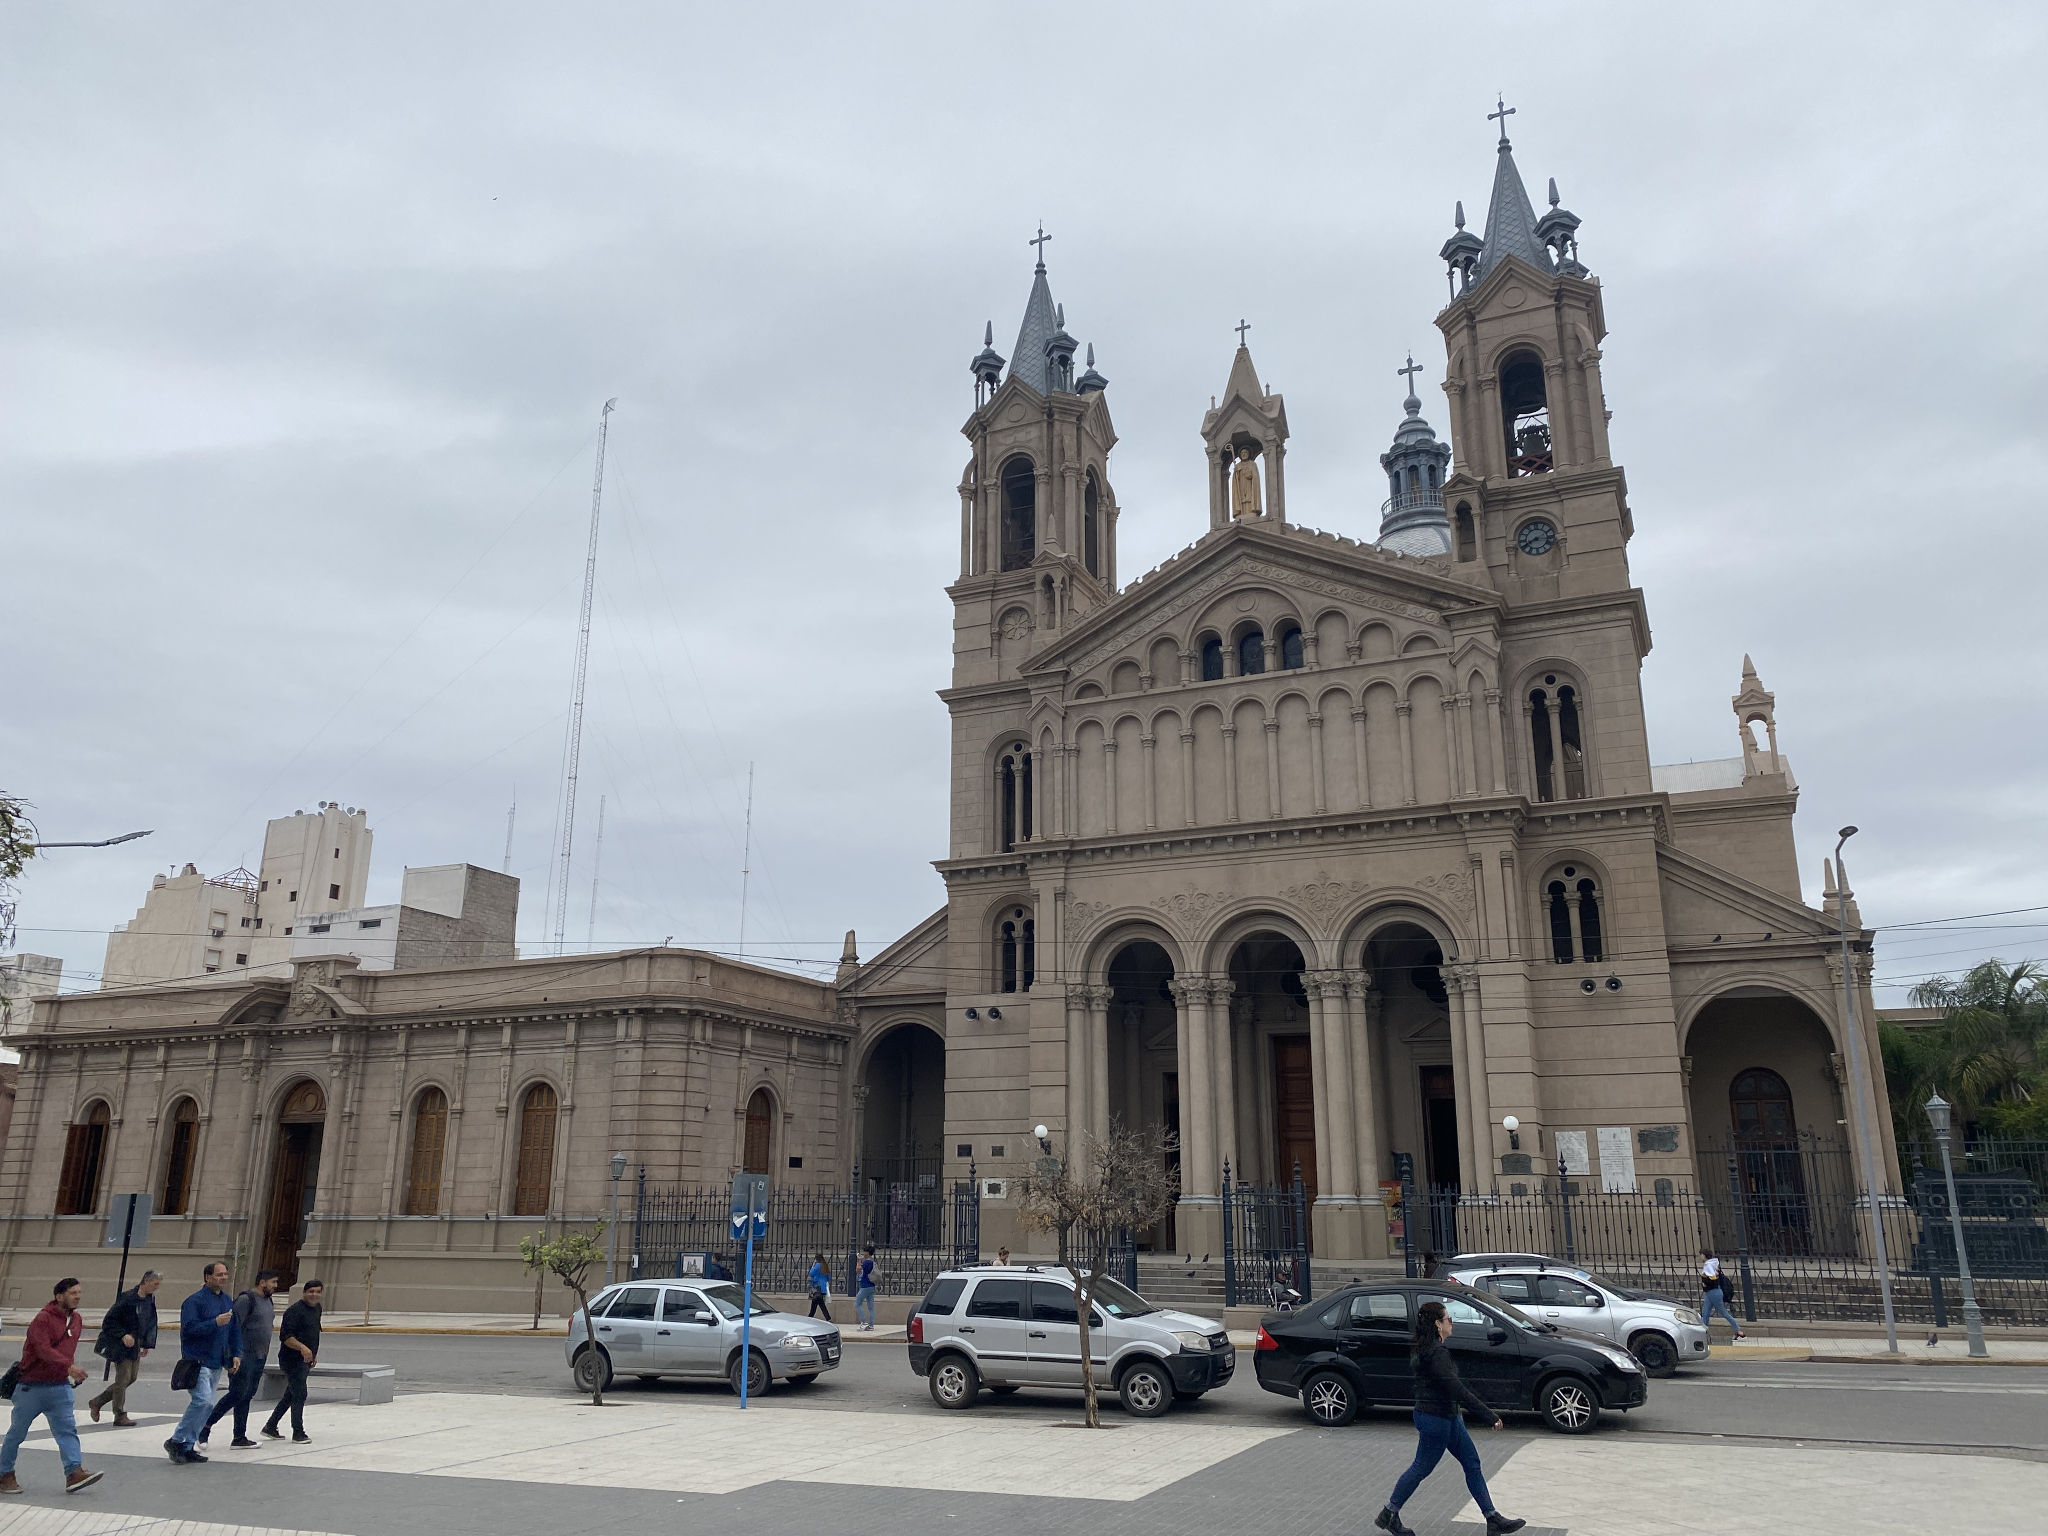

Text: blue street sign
xmin=729 ymin=1173 xmax=769 ymax=1239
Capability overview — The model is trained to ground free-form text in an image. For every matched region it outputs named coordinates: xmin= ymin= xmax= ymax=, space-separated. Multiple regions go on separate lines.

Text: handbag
xmin=170 ymin=1357 xmax=200 ymax=1392
xmin=0 ymin=1363 xmax=19 ymax=1400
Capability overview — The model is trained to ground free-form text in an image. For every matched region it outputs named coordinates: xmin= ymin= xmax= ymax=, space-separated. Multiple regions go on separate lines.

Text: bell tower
xmin=1199 ymin=322 xmax=1289 ymax=529
xmin=1433 ymin=101 xmax=1632 ymax=599
xmin=951 ymin=229 xmax=1120 ymax=690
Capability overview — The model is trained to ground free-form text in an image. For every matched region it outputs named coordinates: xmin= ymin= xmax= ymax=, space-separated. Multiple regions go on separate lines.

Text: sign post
xmin=729 ymin=1173 xmax=769 ymax=1408
xmin=101 ymin=1193 xmax=151 ymax=1381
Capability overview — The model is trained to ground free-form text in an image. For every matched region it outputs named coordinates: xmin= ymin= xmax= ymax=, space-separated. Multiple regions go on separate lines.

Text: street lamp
xmin=1924 ymin=1092 xmax=1989 ymax=1357
xmin=1833 ymin=825 xmax=1898 ymax=1353
xmin=606 ymin=1151 xmax=627 ymax=1285
xmin=1502 ymin=1115 xmax=1521 ymax=1152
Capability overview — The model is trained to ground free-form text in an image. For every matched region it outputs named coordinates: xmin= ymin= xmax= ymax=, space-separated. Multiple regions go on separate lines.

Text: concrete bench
xmin=257 ymin=1362 xmax=395 ymax=1406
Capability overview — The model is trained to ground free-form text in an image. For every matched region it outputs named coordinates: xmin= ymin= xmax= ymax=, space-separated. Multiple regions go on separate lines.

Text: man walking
xmin=88 ymin=1269 xmax=161 ymax=1427
xmin=0 ymin=1278 xmax=105 ymax=1495
xmin=167 ymin=1261 xmax=242 ymax=1464
xmin=262 ymin=1279 xmax=323 ymax=1443
xmin=202 ymin=1270 xmax=279 ymax=1448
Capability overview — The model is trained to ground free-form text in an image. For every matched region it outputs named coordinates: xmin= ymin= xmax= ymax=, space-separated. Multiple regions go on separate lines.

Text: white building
xmin=288 ymin=864 xmax=519 ymax=971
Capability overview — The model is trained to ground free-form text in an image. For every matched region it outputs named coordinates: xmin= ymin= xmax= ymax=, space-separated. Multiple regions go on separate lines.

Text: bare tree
xmin=521 ymin=1222 xmax=609 ymax=1404
xmin=1015 ymin=1119 xmax=1180 ymax=1427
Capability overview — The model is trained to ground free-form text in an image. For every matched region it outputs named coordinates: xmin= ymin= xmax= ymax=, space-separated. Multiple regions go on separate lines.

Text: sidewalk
xmin=317 ymin=1311 xmax=915 ymax=1341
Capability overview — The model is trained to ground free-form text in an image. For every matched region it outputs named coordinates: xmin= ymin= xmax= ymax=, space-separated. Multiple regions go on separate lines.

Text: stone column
xmin=1064 ymin=988 xmax=1088 ymax=1153
xmin=1212 ymin=981 xmax=1240 ymax=1182
xmin=1102 ymin=739 xmax=1119 ymax=835
xmin=1396 ymin=701 xmax=1418 ymax=804
xmin=1457 ymin=691 xmax=1479 ymax=797
xmin=1179 ymin=730 xmax=1197 ymax=826
xmin=1083 ymin=985 xmax=1114 ymax=1148
xmin=1484 ymin=687 xmax=1508 ymax=793
xmin=1307 ymin=712 xmax=1327 ymax=813
xmin=1548 ymin=706 xmax=1568 ymax=802
xmin=1309 ymin=970 xmax=1368 ymax=1258
xmin=1303 ymin=976 xmax=1334 ymax=1199
xmin=1351 ymin=704 xmax=1372 ymax=808
xmin=1140 ymin=734 xmax=1158 ymax=830
xmin=1220 ymin=725 xmax=1240 ymax=821
xmin=1344 ymin=971 xmax=1384 ymax=1195
xmin=1168 ymin=979 xmax=1214 ymax=1198
xmin=1263 ymin=717 xmax=1281 ymax=818
xmin=1447 ymin=964 xmax=1493 ymax=1193
xmin=1440 ymin=695 xmax=1463 ymax=798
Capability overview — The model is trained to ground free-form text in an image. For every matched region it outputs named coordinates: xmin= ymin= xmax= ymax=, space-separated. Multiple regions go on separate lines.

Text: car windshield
xmin=1082 ymin=1274 xmax=1157 ymax=1318
xmin=1467 ymin=1290 xmax=1543 ymax=1332
xmin=699 ymin=1282 xmax=777 ymax=1319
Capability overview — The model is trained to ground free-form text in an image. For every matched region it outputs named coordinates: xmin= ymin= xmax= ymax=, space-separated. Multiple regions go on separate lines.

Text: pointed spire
xmin=1822 ymin=858 xmax=1837 ymax=898
xmin=1222 ymin=338 xmax=1264 ymax=406
xmin=1476 ymin=122 xmax=1553 ymax=281
xmin=1085 ymin=342 xmax=1094 ymax=368
xmin=834 ymin=929 xmax=860 ymax=987
xmin=1007 ymin=256 xmax=1060 ymax=395
xmin=1454 ymin=200 xmax=1466 ymax=230
xmin=1547 ymin=176 xmax=1560 ymax=209
xmin=1742 ymin=653 xmax=1758 ymax=680
xmin=1076 ymin=340 xmax=1108 ymax=395
xmin=984 ymin=320 xmax=993 ymax=346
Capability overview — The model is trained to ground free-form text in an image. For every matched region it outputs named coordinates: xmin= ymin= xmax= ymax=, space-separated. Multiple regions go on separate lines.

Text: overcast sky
xmin=5 ymin=3 xmax=2044 ymax=1006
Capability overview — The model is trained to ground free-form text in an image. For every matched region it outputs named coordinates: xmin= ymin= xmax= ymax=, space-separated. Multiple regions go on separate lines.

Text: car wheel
xmin=1118 ymin=1358 xmax=1174 ymax=1418
xmin=928 ymin=1352 xmax=980 ymax=1410
xmin=727 ymin=1349 xmax=770 ymax=1397
xmin=571 ymin=1346 xmax=612 ymax=1395
xmin=1629 ymin=1332 xmax=1678 ymax=1378
xmin=988 ymin=1383 xmax=1021 ymax=1396
xmin=1300 ymin=1369 xmax=1358 ymax=1428
xmin=1538 ymin=1375 xmax=1600 ymax=1434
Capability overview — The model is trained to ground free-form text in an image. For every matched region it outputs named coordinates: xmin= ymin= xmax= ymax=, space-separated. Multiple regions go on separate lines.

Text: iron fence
xmin=629 ymin=1163 xmax=980 ymax=1298
xmin=1222 ymin=1160 xmax=1312 ymax=1308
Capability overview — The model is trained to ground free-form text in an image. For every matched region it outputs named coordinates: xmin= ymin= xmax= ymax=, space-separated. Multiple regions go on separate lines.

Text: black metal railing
xmin=630 ymin=1163 xmax=980 ymax=1297
xmin=1222 ymin=1160 xmax=1312 ymax=1308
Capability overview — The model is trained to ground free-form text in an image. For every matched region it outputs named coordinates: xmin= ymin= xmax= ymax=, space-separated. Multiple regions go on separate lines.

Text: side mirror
xmin=1486 ymin=1327 xmax=1509 ymax=1345
xmin=1587 ymin=1295 xmax=1605 ymax=1308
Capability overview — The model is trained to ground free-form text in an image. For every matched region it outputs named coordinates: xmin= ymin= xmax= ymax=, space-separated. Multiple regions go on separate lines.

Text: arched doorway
xmin=1360 ymin=920 xmax=1456 ymax=1252
xmin=1105 ymin=938 xmax=1179 ymax=1248
xmin=1222 ymin=931 xmax=1311 ymax=1192
xmin=260 ymin=1080 xmax=326 ymax=1286
xmin=743 ymin=1088 xmax=774 ymax=1176
xmin=860 ymin=1023 xmax=945 ymax=1187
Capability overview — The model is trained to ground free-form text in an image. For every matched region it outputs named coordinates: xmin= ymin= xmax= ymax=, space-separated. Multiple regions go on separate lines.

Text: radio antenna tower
xmin=553 ymin=397 xmax=616 ymax=953
xmin=502 ymin=792 xmax=516 ymax=873
xmin=586 ymin=794 xmax=606 ymax=952
xmin=737 ymin=764 xmax=754 ymax=959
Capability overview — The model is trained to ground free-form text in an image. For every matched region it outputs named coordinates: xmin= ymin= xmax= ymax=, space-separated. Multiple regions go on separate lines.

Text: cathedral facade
xmin=0 ymin=124 xmax=1890 ymax=1307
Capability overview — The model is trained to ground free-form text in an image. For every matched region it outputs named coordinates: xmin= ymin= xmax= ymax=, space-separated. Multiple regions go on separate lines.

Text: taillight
xmin=907 ymin=1314 xmax=924 ymax=1344
xmin=1255 ymin=1326 xmax=1279 ymax=1351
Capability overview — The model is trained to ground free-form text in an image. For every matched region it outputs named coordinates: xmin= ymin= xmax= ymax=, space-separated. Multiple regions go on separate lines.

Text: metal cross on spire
xmin=1029 ymin=223 xmax=1052 ymax=269
xmin=1489 ymin=94 xmax=1516 ymax=145
xmin=1235 ymin=318 xmax=1252 ymax=345
xmin=1399 ymin=354 xmax=1424 ymax=395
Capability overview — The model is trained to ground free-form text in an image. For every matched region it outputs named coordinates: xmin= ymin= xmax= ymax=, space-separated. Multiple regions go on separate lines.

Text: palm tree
xmin=1906 ymin=960 xmax=2048 ymax=1141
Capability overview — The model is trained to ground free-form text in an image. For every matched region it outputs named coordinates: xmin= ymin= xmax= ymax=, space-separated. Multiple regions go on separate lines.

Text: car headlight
xmin=784 ymin=1333 xmax=817 ymax=1348
xmin=1171 ymin=1330 xmax=1213 ymax=1352
xmin=1674 ymin=1307 xmax=1702 ymax=1326
xmin=1599 ymin=1346 xmax=1642 ymax=1372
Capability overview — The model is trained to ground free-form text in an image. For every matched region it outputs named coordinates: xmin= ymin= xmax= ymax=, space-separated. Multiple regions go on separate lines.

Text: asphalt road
xmin=335 ymin=1331 xmax=2048 ymax=1458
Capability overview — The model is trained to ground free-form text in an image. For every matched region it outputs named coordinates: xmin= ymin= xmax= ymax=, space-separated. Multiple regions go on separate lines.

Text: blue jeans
xmin=1389 ymin=1410 xmax=1494 ymax=1515
xmin=1702 ymin=1286 xmax=1743 ymax=1331
xmin=205 ymin=1356 xmax=267 ymax=1440
xmin=172 ymin=1363 xmax=221 ymax=1447
xmin=855 ymin=1286 xmax=876 ymax=1327
xmin=1 ymin=1381 xmax=84 ymax=1475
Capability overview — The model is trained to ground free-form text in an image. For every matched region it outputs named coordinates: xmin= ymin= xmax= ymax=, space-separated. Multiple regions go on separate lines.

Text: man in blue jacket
xmin=165 ymin=1262 xmax=241 ymax=1465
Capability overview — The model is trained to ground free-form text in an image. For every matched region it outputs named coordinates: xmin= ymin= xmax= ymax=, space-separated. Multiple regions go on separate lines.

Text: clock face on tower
xmin=1515 ymin=519 xmax=1558 ymax=555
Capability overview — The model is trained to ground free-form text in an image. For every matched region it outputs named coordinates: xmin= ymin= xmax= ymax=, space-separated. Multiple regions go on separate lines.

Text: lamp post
xmin=606 ymin=1151 xmax=627 ymax=1285
xmin=1833 ymin=826 xmax=1898 ymax=1353
xmin=1924 ymin=1092 xmax=1988 ymax=1357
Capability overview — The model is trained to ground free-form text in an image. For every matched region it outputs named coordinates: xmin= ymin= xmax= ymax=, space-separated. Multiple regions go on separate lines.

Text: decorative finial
xmin=1029 ymin=222 xmax=1052 ymax=270
xmin=1454 ymin=200 xmax=1466 ymax=231
xmin=1086 ymin=342 xmax=1095 ymax=367
xmin=1235 ymin=317 xmax=1252 ymax=345
xmin=1055 ymin=303 xmax=1064 ymax=328
xmin=984 ymin=320 xmax=993 ymax=345
xmin=1398 ymin=354 xmax=1424 ymax=414
xmin=1547 ymin=176 xmax=1561 ymax=209
xmin=1489 ymin=94 xmax=1516 ymax=146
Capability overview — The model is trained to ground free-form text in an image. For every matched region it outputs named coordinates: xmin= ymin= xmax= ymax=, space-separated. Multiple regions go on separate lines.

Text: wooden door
xmin=260 ymin=1124 xmax=322 ymax=1286
xmin=1271 ymin=1035 xmax=1317 ymax=1200
xmin=743 ymin=1089 xmax=772 ymax=1175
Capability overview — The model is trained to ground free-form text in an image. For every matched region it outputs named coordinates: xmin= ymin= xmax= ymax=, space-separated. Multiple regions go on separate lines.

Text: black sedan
xmin=1252 ymin=1279 xmax=1647 ymax=1434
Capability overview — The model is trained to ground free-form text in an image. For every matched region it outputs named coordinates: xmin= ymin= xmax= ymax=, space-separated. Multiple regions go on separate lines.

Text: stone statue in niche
xmin=1231 ymin=444 xmax=1263 ymax=518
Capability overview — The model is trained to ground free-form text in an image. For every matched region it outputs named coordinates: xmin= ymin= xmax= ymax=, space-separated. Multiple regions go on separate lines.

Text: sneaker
xmin=182 ymin=1447 xmax=209 ymax=1464
xmin=65 ymin=1467 xmax=104 ymax=1494
xmin=0 ymin=1473 xmax=21 ymax=1495
xmin=164 ymin=1439 xmax=184 ymax=1463
xmin=231 ymin=1437 xmax=258 ymax=1449
xmin=292 ymin=1432 xmax=312 ymax=1443
xmin=1485 ymin=1516 xmax=1527 ymax=1535
xmin=261 ymin=1424 xmax=282 ymax=1439
xmin=1374 ymin=1508 xmax=1414 ymax=1536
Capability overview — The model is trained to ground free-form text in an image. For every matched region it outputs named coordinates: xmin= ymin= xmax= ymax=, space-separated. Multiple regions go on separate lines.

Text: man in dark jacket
xmin=261 ymin=1278 xmax=322 ymax=1443
xmin=202 ymin=1270 xmax=278 ymax=1448
xmin=0 ymin=1278 xmax=105 ymax=1495
xmin=166 ymin=1261 xmax=241 ymax=1465
xmin=88 ymin=1270 xmax=161 ymax=1427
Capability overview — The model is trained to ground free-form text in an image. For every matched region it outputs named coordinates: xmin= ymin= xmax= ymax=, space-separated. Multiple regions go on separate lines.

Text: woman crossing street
xmin=1374 ymin=1300 xmax=1528 ymax=1536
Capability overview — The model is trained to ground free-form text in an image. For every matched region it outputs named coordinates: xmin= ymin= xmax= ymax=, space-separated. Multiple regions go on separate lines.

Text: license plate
xmin=823 ymin=1342 xmax=841 ymax=1362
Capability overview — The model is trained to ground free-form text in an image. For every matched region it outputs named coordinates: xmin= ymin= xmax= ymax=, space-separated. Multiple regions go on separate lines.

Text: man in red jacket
xmin=0 ymin=1278 xmax=104 ymax=1495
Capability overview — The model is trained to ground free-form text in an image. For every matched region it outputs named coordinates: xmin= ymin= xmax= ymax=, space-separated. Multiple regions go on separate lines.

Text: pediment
xmin=1026 ymin=522 xmax=1496 ymax=682
xmin=1656 ymin=844 xmax=1834 ymax=946
xmin=850 ymin=906 xmax=949 ymax=998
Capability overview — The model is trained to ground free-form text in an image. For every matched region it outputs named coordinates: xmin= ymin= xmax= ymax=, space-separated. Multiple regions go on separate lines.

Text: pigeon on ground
xmin=1928 ymin=1332 xmax=1940 ymax=1348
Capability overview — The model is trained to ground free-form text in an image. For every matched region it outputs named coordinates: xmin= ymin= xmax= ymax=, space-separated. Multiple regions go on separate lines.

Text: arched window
xmin=57 ymin=1100 xmax=111 ymax=1216
xmin=1730 ymin=1067 xmax=1797 ymax=1146
xmin=1454 ymin=502 xmax=1476 ymax=562
xmin=1558 ymin=686 xmax=1587 ymax=797
xmin=1083 ymin=470 xmax=1101 ymax=578
xmin=1530 ymin=689 xmax=1556 ymax=801
xmin=1022 ymin=917 xmax=1036 ymax=991
xmin=1500 ymin=349 xmax=1552 ymax=476
xmin=1529 ymin=676 xmax=1588 ymax=802
xmin=1576 ymin=877 xmax=1604 ymax=963
xmin=1000 ymin=456 xmax=1036 ymax=571
xmin=510 ymin=1083 xmax=558 ymax=1216
xmin=997 ymin=742 xmax=1032 ymax=853
xmin=160 ymin=1097 xmax=199 ymax=1216
xmin=1237 ymin=628 xmax=1266 ymax=676
xmin=1277 ymin=624 xmax=1305 ymax=670
xmin=999 ymin=920 xmax=1019 ymax=993
xmin=743 ymin=1088 xmax=773 ymax=1175
xmin=1547 ymin=881 xmax=1574 ymax=964
xmin=405 ymin=1087 xmax=449 ymax=1216
xmin=1200 ymin=636 xmax=1225 ymax=681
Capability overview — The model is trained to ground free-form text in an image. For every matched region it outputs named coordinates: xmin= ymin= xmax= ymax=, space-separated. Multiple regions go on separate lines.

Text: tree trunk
xmin=1078 ymin=1259 xmax=1102 ymax=1428
xmin=577 ymin=1290 xmax=603 ymax=1405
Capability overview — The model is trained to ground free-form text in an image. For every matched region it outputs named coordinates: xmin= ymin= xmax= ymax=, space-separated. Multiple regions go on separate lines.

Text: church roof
xmin=1008 ymin=262 xmax=1061 ymax=396
xmin=1222 ymin=343 xmax=1263 ymax=406
xmin=1476 ymin=132 xmax=1555 ymax=283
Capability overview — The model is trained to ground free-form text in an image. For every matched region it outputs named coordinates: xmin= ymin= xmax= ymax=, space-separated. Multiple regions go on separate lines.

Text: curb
xmin=1804 ymin=1351 xmax=2048 ymax=1368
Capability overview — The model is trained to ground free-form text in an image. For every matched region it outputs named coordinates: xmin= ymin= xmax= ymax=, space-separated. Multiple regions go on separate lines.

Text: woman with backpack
xmin=1374 ymin=1300 xmax=1526 ymax=1536
xmin=854 ymin=1246 xmax=878 ymax=1331
xmin=806 ymin=1255 xmax=833 ymax=1320
xmin=1698 ymin=1249 xmax=1746 ymax=1339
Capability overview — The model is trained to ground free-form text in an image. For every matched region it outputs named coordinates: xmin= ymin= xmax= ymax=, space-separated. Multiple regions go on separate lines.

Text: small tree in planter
xmin=360 ymin=1239 xmax=380 ymax=1326
xmin=1015 ymin=1119 xmax=1180 ymax=1427
xmin=521 ymin=1222 xmax=609 ymax=1404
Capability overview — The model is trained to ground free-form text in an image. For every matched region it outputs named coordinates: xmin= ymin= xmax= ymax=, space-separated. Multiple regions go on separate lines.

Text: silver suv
xmin=906 ymin=1265 xmax=1233 ymax=1417
xmin=566 ymin=1279 xmax=842 ymax=1395
xmin=1447 ymin=1259 xmax=1708 ymax=1376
